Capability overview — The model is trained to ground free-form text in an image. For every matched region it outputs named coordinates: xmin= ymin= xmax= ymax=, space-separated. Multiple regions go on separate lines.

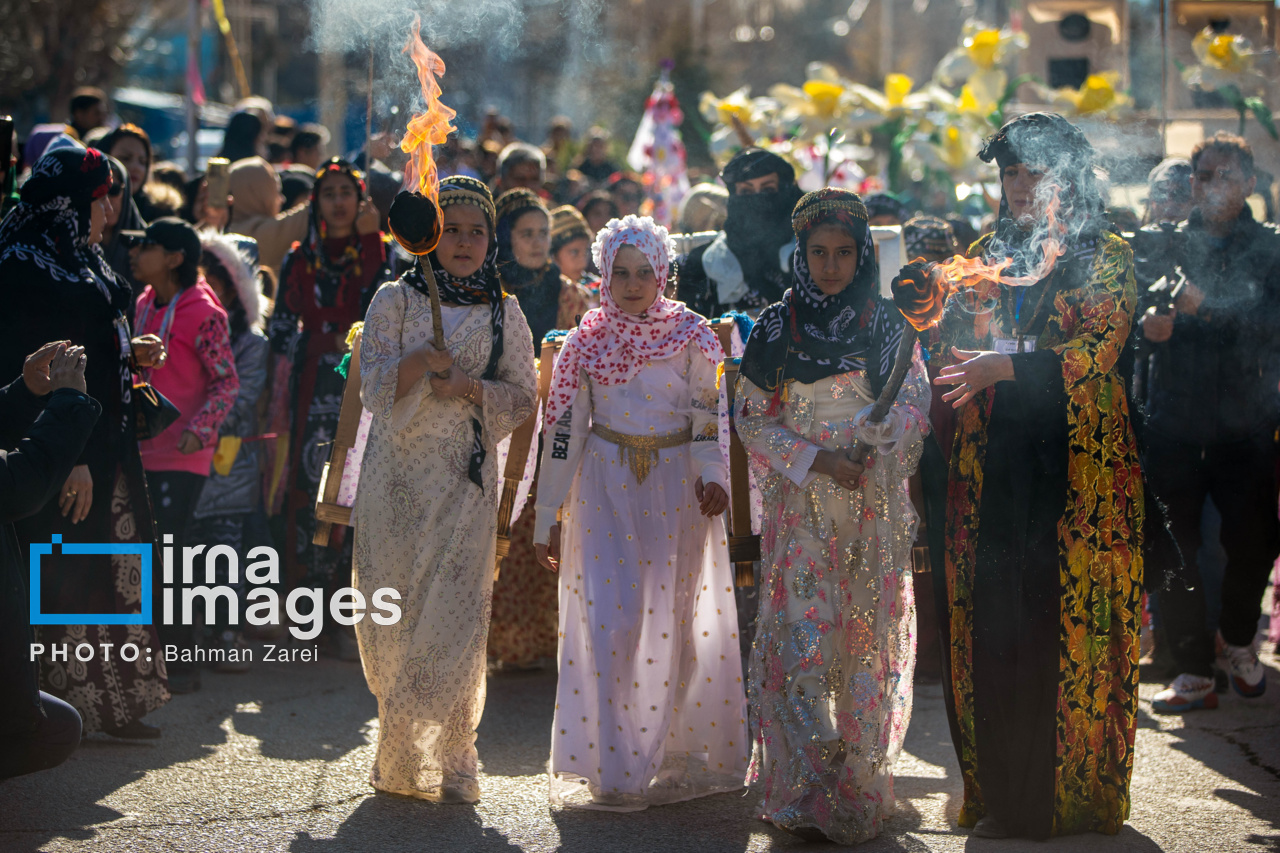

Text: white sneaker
xmin=1224 ymin=643 xmax=1266 ymax=698
xmin=1152 ymin=673 xmax=1218 ymax=713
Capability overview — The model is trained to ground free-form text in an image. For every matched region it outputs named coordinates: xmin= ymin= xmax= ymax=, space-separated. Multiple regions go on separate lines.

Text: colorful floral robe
xmin=931 ymin=231 xmax=1143 ymax=838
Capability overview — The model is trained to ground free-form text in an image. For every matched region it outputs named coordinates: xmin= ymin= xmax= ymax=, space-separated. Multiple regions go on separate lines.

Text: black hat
xmin=120 ymin=217 xmax=202 ymax=265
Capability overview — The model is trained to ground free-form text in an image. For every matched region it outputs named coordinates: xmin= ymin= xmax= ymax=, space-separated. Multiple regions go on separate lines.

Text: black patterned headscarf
xmin=405 ymin=174 xmax=506 ymax=491
xmin=0 ymin=146 xmax=136 ymax=432
xmin=740 ymin=188 xmax=905 ymax=393
xmin=977 ymin=112 xmax=1106 ymax=272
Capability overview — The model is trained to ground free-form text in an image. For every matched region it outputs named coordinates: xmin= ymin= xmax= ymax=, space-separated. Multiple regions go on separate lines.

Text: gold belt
xmin=590 ymin=424 xmax=691 ymax=485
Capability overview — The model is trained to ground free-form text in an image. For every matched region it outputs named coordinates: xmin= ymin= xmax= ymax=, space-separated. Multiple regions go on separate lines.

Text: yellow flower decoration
xmin=966 ymin=29 xmax=1001 ymax=71
xmin=1184 ymin=27 xmax=1266 ymax=96
xmin=884 ymin=74 xmax=914 ymax=109
xmin=1043 ymin=72 xmax=1131 ymax=118
xmin=935 ymin=21 xmax=1028 ymax=89
xmin=801 ymin=79 xmax=846 ymax=120
xmin=1203 ymin=32 xmax=1250 ymax=74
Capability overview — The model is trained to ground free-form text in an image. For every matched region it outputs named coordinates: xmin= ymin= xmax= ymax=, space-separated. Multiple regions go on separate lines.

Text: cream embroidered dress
xmin=533 ymin=342 xmax=749 ymax=810
xmin=735 ymin=352 xmax=928 ymax=843
xmin=353 ymin=281 xmax=537 ymax=802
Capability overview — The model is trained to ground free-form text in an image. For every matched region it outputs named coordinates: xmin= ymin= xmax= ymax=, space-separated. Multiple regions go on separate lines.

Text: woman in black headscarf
xmin=896 ymin=112 xmax=1143 ymax=839
xmin=736 ymin=188 xmax=929 ymax=844
xmin=674 ymin=147 xmax=804 ymax=319
xmin=0 ymin=147 xmax=170 ymax=739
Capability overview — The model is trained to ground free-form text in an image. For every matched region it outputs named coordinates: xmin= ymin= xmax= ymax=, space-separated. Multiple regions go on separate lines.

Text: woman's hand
xmin=47 ymin=343 xmax=88 ymax=394
xmin=536 ymin=523 xmax=562 ymax=572
xmin=23 ymin=341 xmax=75 ymax=395
xmin=812 ymin=449 xmax=865 ymax=492
xmin=694 ymin=476 xmax=729 ymax=517
xmin=355 ymin=200 xmax=380 ymax=235
xmin=933 ymin=346 xmax=1014 ymax=409
xmin=177 ymin=430 xmax=203 ymax=454
xmin=59 ymin=465 xmax=92 ymax=524
xmin=131 ymin=334 xmax=167 ymax=369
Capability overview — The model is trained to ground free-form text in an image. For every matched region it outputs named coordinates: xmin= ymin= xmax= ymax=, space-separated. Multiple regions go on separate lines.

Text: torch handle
xmin=847 ymin=327 xmax=918 ymax=464
xmin=422 ymin=255 xmax=450 ymax=379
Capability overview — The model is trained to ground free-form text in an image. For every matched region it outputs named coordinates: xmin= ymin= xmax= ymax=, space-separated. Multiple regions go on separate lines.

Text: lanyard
xmin=136 ymin=287 xmax=186 ymax=349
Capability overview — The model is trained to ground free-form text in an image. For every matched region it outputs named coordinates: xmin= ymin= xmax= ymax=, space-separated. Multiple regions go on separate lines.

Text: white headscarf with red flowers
xmin=543 ymin=214 xmax=723 ymax=427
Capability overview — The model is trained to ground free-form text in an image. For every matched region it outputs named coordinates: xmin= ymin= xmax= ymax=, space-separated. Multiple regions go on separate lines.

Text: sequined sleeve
xmin=689 ymin=346 xmax=728 ymax=491
xmin=478 ymin=295 xmax=538 ymax=446
xmin=733 ymin=374 xmax=821 ymax=488
xmin=533 ymin=372 xmax=590 ymax=545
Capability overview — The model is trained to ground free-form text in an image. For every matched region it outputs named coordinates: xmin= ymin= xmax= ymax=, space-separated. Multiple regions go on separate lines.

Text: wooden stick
xmin=421 ymin=254 xmax=450 ymax=379
xmin=848 ymin=327 xmax=917 ymax=464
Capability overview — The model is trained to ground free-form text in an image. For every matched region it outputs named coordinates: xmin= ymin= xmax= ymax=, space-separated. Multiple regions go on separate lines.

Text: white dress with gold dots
xmin=533 ymin=341 xmax=749 ymax=810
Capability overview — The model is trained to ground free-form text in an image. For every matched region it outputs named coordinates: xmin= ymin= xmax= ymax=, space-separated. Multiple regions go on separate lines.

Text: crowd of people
xmin=0 ymin=84 xmax=1277 ymax=846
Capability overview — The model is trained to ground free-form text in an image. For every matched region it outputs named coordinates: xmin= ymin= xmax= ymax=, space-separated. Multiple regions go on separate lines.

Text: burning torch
xmin=387 ymin=16 xmax=456 ymax=378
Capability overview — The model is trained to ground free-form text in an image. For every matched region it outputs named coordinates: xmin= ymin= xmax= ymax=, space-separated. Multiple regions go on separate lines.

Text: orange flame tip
xmin=400 ymin=15 xmax=457 ymax=207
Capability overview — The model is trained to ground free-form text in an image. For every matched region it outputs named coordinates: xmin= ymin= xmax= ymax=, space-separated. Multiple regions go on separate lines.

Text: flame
xmin=400 ymin=16 xmax=456 ymax=205
xmin=921 ymin=185 xmax=1068 ymax=327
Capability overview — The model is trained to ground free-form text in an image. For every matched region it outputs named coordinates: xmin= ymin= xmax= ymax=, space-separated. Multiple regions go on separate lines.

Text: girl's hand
xmin=177 ymin=430 xmax=203 ymax=454
xmin=416 ymin=343 xmax=454 ymax=376
xmin=694 ymin=476 xmax=729 ymax=517
xmin=428 ymin=369 xmax=471 ymax=399
xmin=59 ymin=465 xmax=93 ymax=524
xmin=356 ymin=199 xmax=380 ymax=235
xmin=933 ymin=346 xmax=1014 ymax=409
xmin=536 ymin=524 xmax=562 ymax=572
xmin=812 ymin=449 xmax=864 ymax=491
xmin=131 ymin=334 xmax=167 ymax=369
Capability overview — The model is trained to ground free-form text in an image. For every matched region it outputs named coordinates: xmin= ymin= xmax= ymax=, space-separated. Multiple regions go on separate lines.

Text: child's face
xmin=554 ymin=237 xmax=590 ymax=282
xmin=510 ymin=209 xmax=550 ymax=270
xmin=609 ymin=244 xmax=659 ymax=315
xmin=805 ymin=223 xmax=860 ymax=296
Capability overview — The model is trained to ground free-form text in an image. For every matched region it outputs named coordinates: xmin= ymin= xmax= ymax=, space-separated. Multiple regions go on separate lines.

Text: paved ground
xmin=1 ymin=640 xmax=1277 ymax=853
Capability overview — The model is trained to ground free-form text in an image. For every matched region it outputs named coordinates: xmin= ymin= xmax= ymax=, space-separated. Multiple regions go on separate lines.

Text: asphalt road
xmin=1 ymin=640 xmax=1277 ymax=853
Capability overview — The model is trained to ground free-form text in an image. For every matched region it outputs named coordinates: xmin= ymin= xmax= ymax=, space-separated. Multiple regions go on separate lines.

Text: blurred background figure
xmin=67 ymin=87 xmax=108 ymax=141
xmin=227 ymin=156 xmax=309 ymax=277
xmin=188 ymin=231 xmax=272 ymax=672
xmin=576 ymin=190 xmax=618 ymax=238
xmin=676 ymin=182 xmax=729 ymax=235
xmin=289 ymin=124 xmax=330 ymax=172
xmin=495 ymin=142 xmax=546 ymax=195
xmin=574 ymin=126 xmax=617 ymax=186
xmin=218 ymin=111 xmax=266 ymax=164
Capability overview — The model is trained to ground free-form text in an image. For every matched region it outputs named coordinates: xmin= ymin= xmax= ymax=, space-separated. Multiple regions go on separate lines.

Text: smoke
xmin=308 ymin=0 xmax=603 ymax=140
xmin=979 ymin=119 xmax=1108 ymax=288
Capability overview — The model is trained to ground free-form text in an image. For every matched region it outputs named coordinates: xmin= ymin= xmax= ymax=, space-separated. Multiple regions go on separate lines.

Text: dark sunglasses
xmin=108 ymin=184 xmax=124 ymax=198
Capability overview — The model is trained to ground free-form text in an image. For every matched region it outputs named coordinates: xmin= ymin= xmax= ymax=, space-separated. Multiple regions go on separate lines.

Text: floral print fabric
xmin=736 ymin=349 xmax=929 ymax=844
